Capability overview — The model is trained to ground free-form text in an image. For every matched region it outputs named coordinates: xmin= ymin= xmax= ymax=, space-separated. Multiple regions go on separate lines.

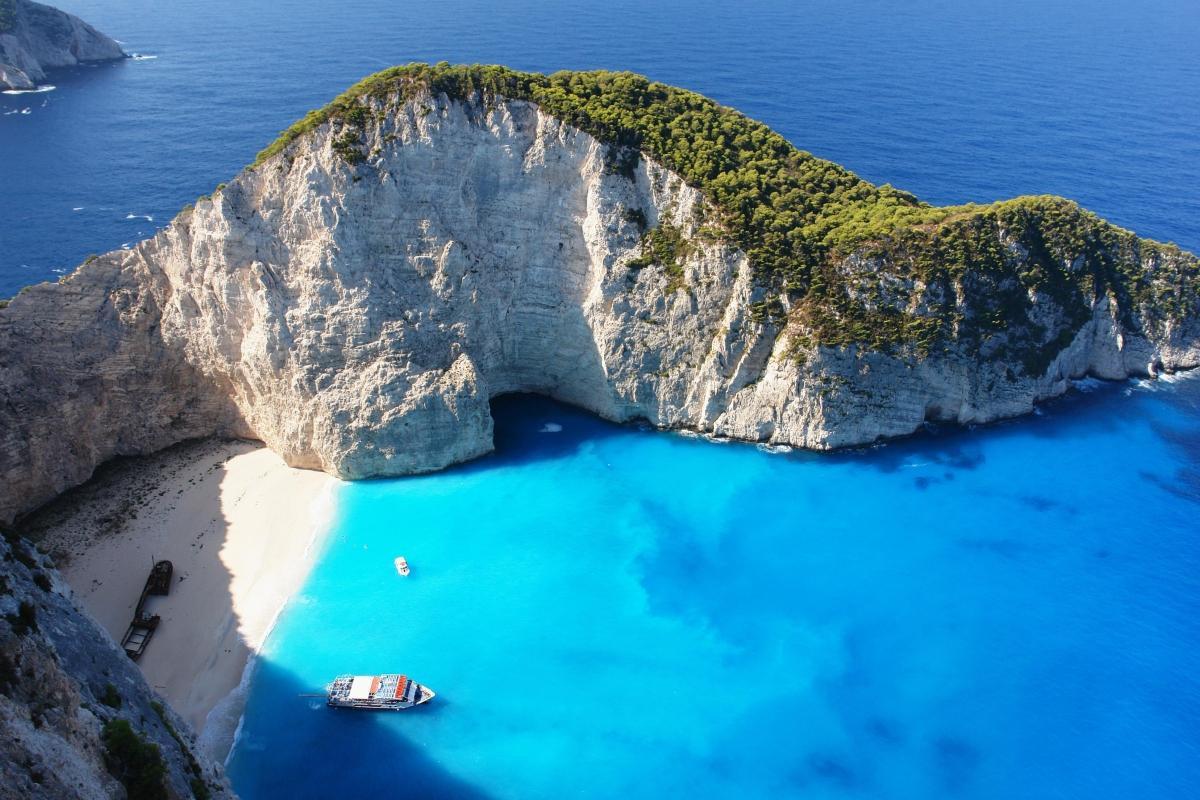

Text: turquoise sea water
xmin=228 ymin=382 xmax=1200 ymax=799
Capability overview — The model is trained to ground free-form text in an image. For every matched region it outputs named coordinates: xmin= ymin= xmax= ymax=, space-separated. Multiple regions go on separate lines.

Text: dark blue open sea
xmin=4 ymin=1 xmax=1200 ymax=798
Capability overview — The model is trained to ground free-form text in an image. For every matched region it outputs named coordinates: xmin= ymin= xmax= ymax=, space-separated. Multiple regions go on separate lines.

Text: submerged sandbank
xmin=22 ymin=438 xmax=336 ymax=760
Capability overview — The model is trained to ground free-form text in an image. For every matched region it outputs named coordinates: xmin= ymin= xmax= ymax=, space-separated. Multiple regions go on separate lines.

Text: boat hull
xmin=325 ymin=676 xmax=435 ymax=711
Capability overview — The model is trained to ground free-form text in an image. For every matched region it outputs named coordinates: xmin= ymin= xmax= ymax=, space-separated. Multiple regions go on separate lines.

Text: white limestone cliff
xmin=0 ymin=0 xmax=125 ymax=91
xmin=1 ymin=91 xmax=1198 ymax=524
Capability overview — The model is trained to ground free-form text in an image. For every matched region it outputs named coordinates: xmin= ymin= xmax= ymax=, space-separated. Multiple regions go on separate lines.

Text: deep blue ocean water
xmin=3 ymin=1 xmax=1200 ymax=797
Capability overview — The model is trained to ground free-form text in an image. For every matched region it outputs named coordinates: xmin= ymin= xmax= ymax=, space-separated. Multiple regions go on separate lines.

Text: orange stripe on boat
xmin=370 ymin=677 xmax=381 ymax=697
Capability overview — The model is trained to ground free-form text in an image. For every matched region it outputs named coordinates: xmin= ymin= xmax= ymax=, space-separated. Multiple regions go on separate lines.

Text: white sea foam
xmin=1128 ymin=370 xmax=1200 ymax=395
xmin=1071 ymin=377 xmax=1105 ymax=392
xmin=1133 ymin=378 xmax=1158 ymax=392
xmin=125 ymin=213 xmax=154 ymax=221
xmin=72 ymin=207 xmax=84 ymax=211
xmin=539 ymin=422 xmax=563 ymax=433
xmin=756 ymin=443 xmax=793 ymax=455
xmin=1156 ymin=369 xmax=1197 ymax=385
xmin=2 ymin=85 xmax=55 ymax=95
xmin=130 ymin=53 xmax=159 ymax=61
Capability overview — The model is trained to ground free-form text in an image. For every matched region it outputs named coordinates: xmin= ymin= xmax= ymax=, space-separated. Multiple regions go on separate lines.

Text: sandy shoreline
xmin=21 ymin=438 xmax=336 ymax=761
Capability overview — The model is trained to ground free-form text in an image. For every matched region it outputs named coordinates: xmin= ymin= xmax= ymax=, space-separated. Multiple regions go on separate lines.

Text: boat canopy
xmin=348 ymin=676 xmax=375 ymax=700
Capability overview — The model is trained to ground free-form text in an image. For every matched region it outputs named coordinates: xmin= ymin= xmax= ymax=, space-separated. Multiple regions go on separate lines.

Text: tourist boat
xmin=394 ymin=556 xmax=410 ymax=576
xmin=326 ymin=674 xmax=435 ymax=710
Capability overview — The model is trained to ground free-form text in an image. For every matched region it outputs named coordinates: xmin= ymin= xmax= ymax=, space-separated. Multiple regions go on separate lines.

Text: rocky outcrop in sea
xmin=0 ymin=0 xmax=124 ymax=91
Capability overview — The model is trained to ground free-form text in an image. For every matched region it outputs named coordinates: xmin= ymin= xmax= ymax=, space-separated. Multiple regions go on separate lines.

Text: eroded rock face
xmin=0 ymin=1 xmax=125 ymax=91
xmin=0 ymin=534 xmax=233 ymax=799
xmin=1 ymin=93 xmax=1198 ymax=523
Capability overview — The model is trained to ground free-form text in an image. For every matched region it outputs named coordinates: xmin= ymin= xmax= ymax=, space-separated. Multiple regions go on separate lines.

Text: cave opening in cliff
xmin=487 ymin=393 xmax=629 ymax=467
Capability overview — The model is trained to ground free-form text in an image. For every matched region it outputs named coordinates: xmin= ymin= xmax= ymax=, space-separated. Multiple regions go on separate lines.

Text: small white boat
xmin=326 ymin=674 xmax=435 ymax=711
xmin=394 ymin=556 xmax=410 ymax=576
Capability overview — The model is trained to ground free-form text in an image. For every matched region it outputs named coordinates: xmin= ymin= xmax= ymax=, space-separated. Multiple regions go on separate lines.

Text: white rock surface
xmin=0 ymin=0 xmax=125 ymax=90
xmin=1 ymin=92 xmax=1197 ymax=523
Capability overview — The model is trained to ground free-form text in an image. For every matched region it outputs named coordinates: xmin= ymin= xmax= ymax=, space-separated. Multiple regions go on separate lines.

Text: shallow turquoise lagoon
xmin=228 ymin=381 xmax=1200 ymax=799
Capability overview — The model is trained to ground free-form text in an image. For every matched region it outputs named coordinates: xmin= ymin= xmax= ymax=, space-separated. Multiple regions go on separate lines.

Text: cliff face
xmin=1 ymin=82 xmax=1198 ymax=523
xmin=0 ymin=0 xmax=124 ymax=90
xmin=0 ymin=533 xmax=232 ymax=799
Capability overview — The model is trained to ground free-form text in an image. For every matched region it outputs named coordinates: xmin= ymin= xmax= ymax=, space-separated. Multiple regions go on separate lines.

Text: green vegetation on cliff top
xmin=252 ymin=63 xmax=1198 ymax=372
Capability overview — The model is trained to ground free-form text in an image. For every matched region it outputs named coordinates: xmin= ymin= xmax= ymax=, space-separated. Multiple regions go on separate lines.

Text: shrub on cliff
xmin=100 ymin=682 xmax=122 ymax=709
xmin=101 ymin=719 xmax=168 ymax=800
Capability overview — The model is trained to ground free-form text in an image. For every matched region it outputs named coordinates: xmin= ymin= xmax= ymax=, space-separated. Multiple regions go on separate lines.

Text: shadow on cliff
xmin=17 ymin=439 xmax=493 ymax=799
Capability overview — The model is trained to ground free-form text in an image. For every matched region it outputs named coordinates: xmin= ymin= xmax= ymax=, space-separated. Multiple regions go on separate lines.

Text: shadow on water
xmin=821 ymin=376 xmax=1151 ymax=478
xmin=230 ymin=660 xmax=494 ymax=800
xmin=1137 ymin=377 xmax=1200 ymax=502
xmin=478 ymin=376 xmax=1171 ymax=485
xmin=449 ymin=393 xmax=633 ymax=475
xmin=1145 ymin=414 xmax=1200 ymax=503
xmin=482 ymin=381 xmax=1122 ymax=480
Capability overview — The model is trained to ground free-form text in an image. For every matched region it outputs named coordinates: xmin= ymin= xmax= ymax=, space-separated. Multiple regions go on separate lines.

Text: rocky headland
xmin=0 ymin=0 xmax=125 ymax=91
xmin=3 ymin=64 xmax=1198 ymax=525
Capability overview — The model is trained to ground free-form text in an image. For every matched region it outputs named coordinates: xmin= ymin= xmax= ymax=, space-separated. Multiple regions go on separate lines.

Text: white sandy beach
xmin=24 ymin=439 xmax=336 ymax=761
